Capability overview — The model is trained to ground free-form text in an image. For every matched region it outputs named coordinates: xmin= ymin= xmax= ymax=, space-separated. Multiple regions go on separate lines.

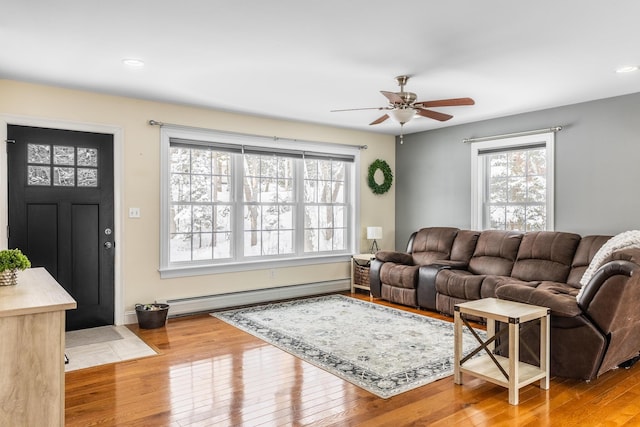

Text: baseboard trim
xmin=124 ymin=279 xmax=350 ymax=324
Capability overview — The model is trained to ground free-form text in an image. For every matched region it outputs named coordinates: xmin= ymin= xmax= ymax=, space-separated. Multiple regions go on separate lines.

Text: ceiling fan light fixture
xmin=388 ymin=107 xmax=415 ymax=124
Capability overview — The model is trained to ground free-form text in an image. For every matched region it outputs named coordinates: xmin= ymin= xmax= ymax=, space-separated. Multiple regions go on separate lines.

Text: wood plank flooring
xmin=65 ymin=292 xmax=640 ymax=426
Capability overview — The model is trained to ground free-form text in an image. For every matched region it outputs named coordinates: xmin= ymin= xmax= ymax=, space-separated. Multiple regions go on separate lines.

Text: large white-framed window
xmin=471 ymin=132 xmax=555 ymax=231
xmin=159 ymin=127 xmax=359 ymax=278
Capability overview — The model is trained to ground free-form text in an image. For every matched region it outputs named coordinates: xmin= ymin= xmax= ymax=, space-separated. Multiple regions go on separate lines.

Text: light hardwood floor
xmin=65 ymin=293 xmax=640 ymax=426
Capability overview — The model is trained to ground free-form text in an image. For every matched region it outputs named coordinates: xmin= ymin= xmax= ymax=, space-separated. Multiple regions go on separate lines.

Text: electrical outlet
xmin=129 ymin=207 xmax=141 ymax=218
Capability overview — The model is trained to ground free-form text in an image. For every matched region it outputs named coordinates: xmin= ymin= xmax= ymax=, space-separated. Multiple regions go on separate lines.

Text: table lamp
xmin=366 ymin=226 xmax=382 ymax=253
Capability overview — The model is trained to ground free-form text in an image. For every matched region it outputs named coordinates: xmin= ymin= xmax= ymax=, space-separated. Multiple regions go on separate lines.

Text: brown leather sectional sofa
xmin=369 ymin=227 xmax=640 ymax=380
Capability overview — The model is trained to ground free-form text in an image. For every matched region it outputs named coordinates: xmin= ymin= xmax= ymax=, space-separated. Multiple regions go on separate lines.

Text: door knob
xmin=104 ymin=242 xmax=113 ymax=249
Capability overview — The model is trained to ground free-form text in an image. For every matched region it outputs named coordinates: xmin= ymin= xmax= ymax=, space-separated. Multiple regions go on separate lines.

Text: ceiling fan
xmin=331 ymin=75 xmax=475 ymax=143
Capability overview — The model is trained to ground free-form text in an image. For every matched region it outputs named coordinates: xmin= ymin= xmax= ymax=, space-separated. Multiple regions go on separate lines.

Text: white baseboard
xmin=123 ymin=279 xmax=350 ymax=324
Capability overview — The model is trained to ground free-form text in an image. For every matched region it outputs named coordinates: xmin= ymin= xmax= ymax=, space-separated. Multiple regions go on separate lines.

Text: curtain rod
xmin=462 ymin=126 xmax=563 ymax=144
xmin=148 ymin=119 xmax=368 ymax=150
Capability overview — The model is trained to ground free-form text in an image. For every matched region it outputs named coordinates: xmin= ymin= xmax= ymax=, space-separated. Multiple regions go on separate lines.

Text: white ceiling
xmin=2 ymin=1 xmax=639 ymax=135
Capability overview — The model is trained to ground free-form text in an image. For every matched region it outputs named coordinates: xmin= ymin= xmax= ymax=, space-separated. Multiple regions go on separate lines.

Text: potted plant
xmin=0 ymin=248 xmax=31 ymax=286
xmin=135 ymin=303 xmax=170 ymax=329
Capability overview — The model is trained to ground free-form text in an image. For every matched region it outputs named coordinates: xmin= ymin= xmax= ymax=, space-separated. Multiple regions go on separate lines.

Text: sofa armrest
xmin=428 ymin=260 xmax=469 ymax=269
xmin=577 ymin=260 xmax=637 ymax=311
xmin=369 ymin=259 xmax=383 ymax=298
xmin=496 ymin=284 xmax=582 ymax=318
xmin=610 ymin=247 xmax=640 ymax=265
xmin=375 ymin=250 xmax=413 ymax=265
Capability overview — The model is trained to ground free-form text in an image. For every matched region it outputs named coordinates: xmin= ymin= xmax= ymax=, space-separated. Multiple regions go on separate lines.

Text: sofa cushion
xmin=410 ymin=227 xmax=458 ymax=265
xmin=435 ymin=269 xmax=485 ymax=300
xmin=480 ymin=275 xmax=538 ymax=299
xmin=496 ymin=281 xmax=582 ymax=317
xmin=511 ymin=231 xmax=581 ymax=282
xmin=450 ymin=230 xmax=481 ymax=263
xmin=566 ymin=235 xmax=611 ymax=288
xmin=468 ymin=230 xmax=523 ymax=276
xmin=380 ymin=263 xmax=419 ymax=289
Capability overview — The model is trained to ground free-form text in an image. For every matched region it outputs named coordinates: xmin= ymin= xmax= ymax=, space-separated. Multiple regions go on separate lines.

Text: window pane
xmin=28 ymin=165 xmax=51 ymax=186
xmin=527 ymin=175 xmax=546 ymax=202
xmin=191 ymin=149 xmax=211 ymax=174
xmin=488 ymin=205 xmax=506 ymax=229
xmin=489 ymin=154 xmax=507 ymax=177
xmin=170 ymin=147 xmax=190 ymax=173
xmin=171 ymin=205 xmax=192 ymax=233
xmin=489 ymin=177 xmax=507 ymax=203
xmin=54 ymin=146 xmax=75 ymax=165
xmin=191 ymin=175 xmax=211 ymax=202
xmin=526 ymin=205 xmax=546 ymax=231
xmin=53 ymin=167 xmax=75 ymax=186
xmin=527 ymin=149 xmax=546 ymax=175
xmin=213 ymin=232 xmax=232 ymax=258
xmin=171 ymin=174 xmax=191 ymax=202
xmin=193 ymin=206 xmax=212 ymax=232
xmin=192 ymin=233 xmax=213 ymax=261
xmin=508 ymin=176 xmax=526 ymax=202
xmin=170 ymin=234 xmax=192 ymax=262
xmin=215 ymin=205 xmax=231 ymax=232
xmin=28 ymin=144 xmax=50 ymax=164
xmin=77 ymin=147 xmax=98 ymax=167
xmin=505 ymin=205 xmax=525 ymax=231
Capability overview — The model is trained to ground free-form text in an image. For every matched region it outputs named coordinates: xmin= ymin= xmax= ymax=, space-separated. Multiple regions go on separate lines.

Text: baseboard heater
xmin=156 ymin=279 xmax=350 ymax=318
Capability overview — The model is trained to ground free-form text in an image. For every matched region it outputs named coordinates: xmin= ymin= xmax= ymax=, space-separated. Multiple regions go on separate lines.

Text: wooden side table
xmin=351 ymin=253 xmax=374 ymax=293
xmin=454 ymin=298 xmax=550 ymax=405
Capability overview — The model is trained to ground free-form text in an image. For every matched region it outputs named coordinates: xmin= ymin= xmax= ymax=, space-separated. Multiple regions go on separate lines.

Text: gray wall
xmin=395 ymin=92 xmax=640 ymax=249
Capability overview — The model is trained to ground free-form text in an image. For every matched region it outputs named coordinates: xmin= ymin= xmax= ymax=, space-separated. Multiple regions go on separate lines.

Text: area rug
xmin=65 ymin=325 xmax=158 ymax=372
xmin=212 ymin=294 xmax=485 ymax=398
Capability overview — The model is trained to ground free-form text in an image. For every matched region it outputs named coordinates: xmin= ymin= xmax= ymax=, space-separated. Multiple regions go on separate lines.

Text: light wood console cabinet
xmin=0 ymin=267 xmax=77 ymax=426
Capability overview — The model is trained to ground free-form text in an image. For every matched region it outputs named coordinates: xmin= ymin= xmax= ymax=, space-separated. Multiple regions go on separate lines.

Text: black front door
xmin=7 ymin=125 xmax=115 ymax=330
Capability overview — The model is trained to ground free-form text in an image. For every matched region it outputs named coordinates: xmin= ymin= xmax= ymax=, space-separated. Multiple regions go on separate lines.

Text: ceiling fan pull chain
xmin=400 ymin=123 xmax=404 ymax=145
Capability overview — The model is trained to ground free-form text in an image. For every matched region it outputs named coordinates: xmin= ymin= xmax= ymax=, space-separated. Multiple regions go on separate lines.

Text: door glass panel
xmin=53 ymin=167 xmax=75 ymax=186
xmin=78 ymin=147 xmax=98 ymax=167
xmin=78 ymin=168 xmax=98 ymax=187
xmin=54 ymin=146 xmax=75 ymax=165
xmin=28 ymin=144 xmax=50 ymax=164
xmin=28 ymin=165 xmax=51 ymax=185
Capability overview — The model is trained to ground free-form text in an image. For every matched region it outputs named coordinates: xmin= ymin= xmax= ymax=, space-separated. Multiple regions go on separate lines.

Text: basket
xmin=135 ymin=303 xmax=170 ymax=329
xmin=354 ymin=263 xmax=371 ymax=288
xmin=0 ymin=269 xmax=18 ymax=286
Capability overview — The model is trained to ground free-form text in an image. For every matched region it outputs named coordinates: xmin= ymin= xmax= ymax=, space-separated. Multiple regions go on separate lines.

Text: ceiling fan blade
xmin=369 ymin=114 xmax=389 ymax=125
xmin=381 ymin=91 xmax=404 ymax=104
xmin=416 ymin=97 xmax=475 ymax=108
xmin=331 ymin=107 xmax=385 ymax=112
xmin=416 ymin=108 xmax=453 ymax=122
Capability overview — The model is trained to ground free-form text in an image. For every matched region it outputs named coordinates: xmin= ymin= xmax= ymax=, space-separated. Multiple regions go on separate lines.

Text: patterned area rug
xmin=213 ymin=294 xmax=485 ymax=398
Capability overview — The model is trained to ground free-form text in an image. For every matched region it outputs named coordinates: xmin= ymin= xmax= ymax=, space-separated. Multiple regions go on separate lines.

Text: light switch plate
xmin=129 ymin=207 xmax=141 ymax=218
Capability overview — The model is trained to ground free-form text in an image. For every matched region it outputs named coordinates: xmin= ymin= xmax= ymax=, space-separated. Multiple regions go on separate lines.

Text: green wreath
xmin=367 ymin=159 xmax=393 ymax=195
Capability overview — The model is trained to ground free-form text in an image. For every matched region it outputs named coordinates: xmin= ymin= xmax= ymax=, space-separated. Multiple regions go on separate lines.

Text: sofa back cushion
xmin=450 ymin=230 xmax=481 ymax=263
xmin=409 ymin=227 xmax=458 ymax=265
xmin=566 ymin=235 xmax=611 ymax=288
xmin=468 ymin=230 xmax=523 ymax=276
xmin=511 ymin=231 xmax=581 ymax=282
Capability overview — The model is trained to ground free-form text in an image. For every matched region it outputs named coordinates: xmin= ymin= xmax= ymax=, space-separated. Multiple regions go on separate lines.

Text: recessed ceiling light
xmin=616 ymin=65 xmax=638 ymax=73
xmin=122 ymin=58 xmax=145 ymax=68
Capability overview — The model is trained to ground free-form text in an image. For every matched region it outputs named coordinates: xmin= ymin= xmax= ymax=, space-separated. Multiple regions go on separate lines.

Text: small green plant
xmin=0 ymin=249 xmax=31 ymax=272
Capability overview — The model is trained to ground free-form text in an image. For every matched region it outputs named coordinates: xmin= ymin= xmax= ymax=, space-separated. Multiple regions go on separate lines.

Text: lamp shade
xmin=388 ymin=108 xmax=415 ymax=124
xmin=366 ymin=226 xmax=383 ymax=240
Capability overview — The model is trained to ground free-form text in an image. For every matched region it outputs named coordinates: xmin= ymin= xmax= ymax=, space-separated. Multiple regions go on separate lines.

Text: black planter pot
xmin=135 ymin=303 xmax=169 ymax=329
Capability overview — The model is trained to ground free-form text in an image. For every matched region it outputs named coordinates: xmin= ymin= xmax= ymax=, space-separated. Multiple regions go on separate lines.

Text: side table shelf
xmin=351 ymin=254 xmax=374 ymax=293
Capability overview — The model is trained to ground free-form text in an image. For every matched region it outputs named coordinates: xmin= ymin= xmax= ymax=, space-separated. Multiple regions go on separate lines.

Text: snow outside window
xmin=471 ymin=132 xmax=555 ymax=231
xmin=159 ymin=127 xmax=358 ymax=277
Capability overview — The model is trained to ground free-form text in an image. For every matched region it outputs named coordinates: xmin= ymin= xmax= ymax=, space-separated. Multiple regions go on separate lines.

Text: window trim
xmin=159 ymin=126 xmax=360 ymax=278
xmin=470 ymin=132 xmax=555 ymax=231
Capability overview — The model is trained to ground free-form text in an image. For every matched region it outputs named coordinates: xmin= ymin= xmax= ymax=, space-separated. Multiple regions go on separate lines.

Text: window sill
xmin=159 ymin=254 xmax=352 ymax=279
